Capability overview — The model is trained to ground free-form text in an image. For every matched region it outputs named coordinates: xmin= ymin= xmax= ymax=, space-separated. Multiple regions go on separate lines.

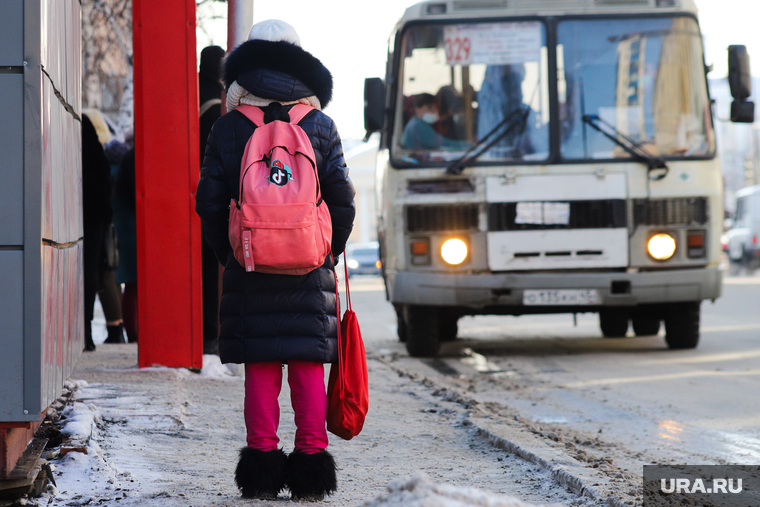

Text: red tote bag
xmin=326 ymin=254 xmax=369 ymax=440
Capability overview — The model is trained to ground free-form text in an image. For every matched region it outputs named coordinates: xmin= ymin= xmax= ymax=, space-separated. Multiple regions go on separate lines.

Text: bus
xmin=363 ymin=0 xmax=753 ymax=357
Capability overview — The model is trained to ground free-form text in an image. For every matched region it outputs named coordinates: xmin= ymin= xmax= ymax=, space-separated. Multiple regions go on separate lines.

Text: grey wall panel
xmin=40 ymin=52 xmax=82 ymax=245
xmin=0 ymin=251 xmax=24 ymax=419
xmin=0 ymin=1 xmax=24 ymax=66
xmin=0 ymin=75 xmax=25 ymax=246
xmin=34 ymin=0 xmax=84 ymax=415
xmin=40 ymin=0 xmax=81 ymax=116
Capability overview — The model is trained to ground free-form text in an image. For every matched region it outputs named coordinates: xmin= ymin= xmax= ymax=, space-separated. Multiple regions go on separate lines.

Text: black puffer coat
xmin=195 ymin=39 xmax=355 ymax=365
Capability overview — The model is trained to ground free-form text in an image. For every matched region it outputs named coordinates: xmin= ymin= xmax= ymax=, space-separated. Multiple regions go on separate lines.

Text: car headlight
xmin=347 ymin=259 xmax=359 ymax=269
xmin=647 ymin=233 xmax=676 ymax=260
xmin=441 ymin=238 xmax=468 ymax=265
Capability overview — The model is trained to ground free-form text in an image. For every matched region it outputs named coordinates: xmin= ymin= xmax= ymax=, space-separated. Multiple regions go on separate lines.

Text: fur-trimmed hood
xmin=223 ymin=39 xmax=333 ymax=108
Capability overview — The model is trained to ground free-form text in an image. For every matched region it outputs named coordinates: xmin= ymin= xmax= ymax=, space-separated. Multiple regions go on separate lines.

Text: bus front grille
xmin=406 ymin=205 xmax=479 ymax=233
xmin=488 ymin=200 xmax=627 ymax=231
xmin=633 ymin=197 xmax=708 ymax=226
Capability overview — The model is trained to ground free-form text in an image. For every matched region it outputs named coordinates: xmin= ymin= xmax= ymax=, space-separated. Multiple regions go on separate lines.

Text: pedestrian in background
xmin=198 ymin=45 xmax=226 ymax=355
xmin=82 ymin=114 xmax=114 ymax=352
xmin=113 ymin=147 xmax=138 ymax=343
xmin=195 ymin=19 xmax=355 ymax=501
xmin=84 ymin=108 xmax=127 ymax=344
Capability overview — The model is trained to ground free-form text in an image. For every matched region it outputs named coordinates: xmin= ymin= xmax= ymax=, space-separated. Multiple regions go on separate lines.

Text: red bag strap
xmin=333 ymin=256 xmax=344 ymax=392
xmin=343 ymin=252 xmax=352 ymax=312
xmin=333 ymin=252 xmax=353 ymax=394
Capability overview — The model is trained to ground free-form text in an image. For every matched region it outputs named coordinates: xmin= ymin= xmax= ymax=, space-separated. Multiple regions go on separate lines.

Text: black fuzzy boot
xmin=286 ymin=450 xmax=337 ymax=501
xmin=235 ymin=447 xmax=287 ymax=499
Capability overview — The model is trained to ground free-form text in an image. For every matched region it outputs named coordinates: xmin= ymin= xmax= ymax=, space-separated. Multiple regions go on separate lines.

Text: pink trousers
xmin=244 ymin=360 xmax=328 ymax=455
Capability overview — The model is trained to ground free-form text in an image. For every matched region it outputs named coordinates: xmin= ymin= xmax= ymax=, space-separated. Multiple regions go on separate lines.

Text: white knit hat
xmin=247 ymin=19 xmax=301 ymax=46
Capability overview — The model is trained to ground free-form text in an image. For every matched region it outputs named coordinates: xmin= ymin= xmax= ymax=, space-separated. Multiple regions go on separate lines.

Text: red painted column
xmin=133 ymin=0 xmax=203 ymax=368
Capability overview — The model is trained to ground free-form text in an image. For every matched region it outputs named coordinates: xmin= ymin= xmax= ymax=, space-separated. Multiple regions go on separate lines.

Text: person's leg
xmin=83 ymin=226 xmax=104 ymax=351
xmin=121 ymin=282 xmax=138 ymax=343
xmin=244 ymin=361 xmax=283 ymax=450
xmin=285 ymin=360 xmax=336 ymax=500
xmin=236 ymin=361 xmax=287 ymax=499
xmin=287 ymin=360 xmax=328 ymax=454
xmin=201 ymin=231 xmax=219 ymax=354
xmin=99 ymin=270 xmax=124 ymax=343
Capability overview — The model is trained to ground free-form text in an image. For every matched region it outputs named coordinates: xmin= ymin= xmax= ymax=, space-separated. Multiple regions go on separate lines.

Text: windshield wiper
xmin=445 ymin=106 xmax=530 ymax=176
xmin=582 ymin=114 xmax=668 ymax=181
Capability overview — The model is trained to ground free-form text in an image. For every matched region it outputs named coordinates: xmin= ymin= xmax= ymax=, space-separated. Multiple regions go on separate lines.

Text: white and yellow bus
xmin=363 ymin=0 xmax=753 ymax=356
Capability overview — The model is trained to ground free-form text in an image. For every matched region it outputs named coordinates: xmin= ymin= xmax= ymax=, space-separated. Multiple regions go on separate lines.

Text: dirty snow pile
xmin=362 ymin=473 xmax=555 ymax=507
xmin=39 ymin=381 xmax=135 ymax=505
xmin=201 ymin=354 xmax=244 ymax=379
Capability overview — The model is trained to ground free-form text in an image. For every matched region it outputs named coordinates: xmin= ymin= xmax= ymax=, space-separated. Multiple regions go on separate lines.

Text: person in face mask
xmin=401 ymin=93 xmax=469 ymax=151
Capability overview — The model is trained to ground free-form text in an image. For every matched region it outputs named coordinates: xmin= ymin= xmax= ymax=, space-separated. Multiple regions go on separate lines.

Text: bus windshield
xmin=558 ymin=16 xmax=714 ymax=160
xmin=393 ymin=21 xmax=549 ymax=166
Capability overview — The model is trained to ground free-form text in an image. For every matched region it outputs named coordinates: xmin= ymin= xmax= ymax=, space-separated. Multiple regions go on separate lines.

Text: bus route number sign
xmin=443 ymin=22 xmax=542 ymax=66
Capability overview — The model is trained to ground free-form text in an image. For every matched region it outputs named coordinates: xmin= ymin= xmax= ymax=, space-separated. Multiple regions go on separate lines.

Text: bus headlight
xmin=441 ymin=238 xmax=468 ymax=265
xmin=347 ymin=259 xmax=359 ymax=269
xmin=647 ymin=233 xmax=676 ymax=260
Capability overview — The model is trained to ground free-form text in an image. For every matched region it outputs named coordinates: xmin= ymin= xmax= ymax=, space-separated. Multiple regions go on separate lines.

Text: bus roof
xmin=400 ymin=0 xmax=698 ymax=24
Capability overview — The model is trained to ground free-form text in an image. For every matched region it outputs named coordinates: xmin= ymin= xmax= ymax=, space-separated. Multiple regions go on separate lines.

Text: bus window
xmin=394 ymin=21 xmax=549 ymax=165
xmin=557 ymin=16 xmax=714 ymax=161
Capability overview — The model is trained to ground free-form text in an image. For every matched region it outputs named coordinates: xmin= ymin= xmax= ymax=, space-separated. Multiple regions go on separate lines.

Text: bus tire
xmin=440 ymin=312 xmax=459 ymax=342
xmin=404 ymin=305 xmax=441 ymax=357
xmin=632 ymin=317 xmax=661 ymax=336
xmin=393 ymin=304 xmax=407 ymax=343
xmin=599 ymin=308 xmax=629 ymax=338
xmin=664 ymin=302 xmax=700 ymax=350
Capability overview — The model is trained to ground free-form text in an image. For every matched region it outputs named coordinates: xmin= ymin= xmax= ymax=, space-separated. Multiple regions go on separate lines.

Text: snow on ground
xmin=361 ymin=474 xmax=558 ymax=507
xmin=37 ymin=387 xmax=137 ymax=506
xmin=21 ymin=346 xmax=587 ymax=507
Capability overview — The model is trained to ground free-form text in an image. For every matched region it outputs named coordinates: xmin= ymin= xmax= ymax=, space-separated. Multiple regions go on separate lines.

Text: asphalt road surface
xmin=346 ymin=272 xmax=760 ymax=474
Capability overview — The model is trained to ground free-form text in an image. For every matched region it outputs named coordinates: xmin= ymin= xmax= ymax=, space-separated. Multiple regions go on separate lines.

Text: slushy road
xmin=348 ymin=272 xmax=760 ymax=473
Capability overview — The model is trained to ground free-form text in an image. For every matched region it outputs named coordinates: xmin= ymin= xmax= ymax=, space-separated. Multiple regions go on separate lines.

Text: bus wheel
xmin=599 ymin=308 xmax=629 ymax=338
xmin=664 ymin=302 xmax=700 ymax=350
xmin=404 ymin=306 xmax=441 ymax=357
xmin=393 ymin=304 xmax=407 ymax=342
xmin=632 ymin=317 xmax=661 ymax=336
xmin=440 ymin=313 xmax=459 ymax=342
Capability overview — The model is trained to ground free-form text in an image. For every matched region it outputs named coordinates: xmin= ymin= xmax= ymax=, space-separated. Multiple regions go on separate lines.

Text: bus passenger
xmin=402 ymin=93 xmax=469 ymax=151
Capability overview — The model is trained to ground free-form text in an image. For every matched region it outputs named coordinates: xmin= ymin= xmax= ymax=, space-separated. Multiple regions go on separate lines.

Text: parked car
xmin=346 ymin=242 xmax=381 ymax=277
xmin=726 ymin=185 xmax=760 ymax=274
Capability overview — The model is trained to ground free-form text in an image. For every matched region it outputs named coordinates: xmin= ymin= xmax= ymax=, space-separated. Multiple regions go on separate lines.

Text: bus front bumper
xmin=385 ymin=267 xmax=722 ymax=309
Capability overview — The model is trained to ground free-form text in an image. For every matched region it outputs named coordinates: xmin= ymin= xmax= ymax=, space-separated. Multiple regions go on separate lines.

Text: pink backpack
xmin=228 ymin=104 xmax=332 ymax=275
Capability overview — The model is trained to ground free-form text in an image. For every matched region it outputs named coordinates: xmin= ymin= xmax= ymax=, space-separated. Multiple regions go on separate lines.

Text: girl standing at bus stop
xmin=195 ymin=19 xmax=355 ymax=501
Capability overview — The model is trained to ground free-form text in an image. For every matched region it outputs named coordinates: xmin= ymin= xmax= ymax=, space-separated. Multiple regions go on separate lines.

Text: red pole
xmin=133 ymin=0 xmax=203 ymax=368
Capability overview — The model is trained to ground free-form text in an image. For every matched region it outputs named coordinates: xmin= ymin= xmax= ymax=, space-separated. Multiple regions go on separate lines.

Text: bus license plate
xmin=523 ymin=289 xmax=599 ymax=306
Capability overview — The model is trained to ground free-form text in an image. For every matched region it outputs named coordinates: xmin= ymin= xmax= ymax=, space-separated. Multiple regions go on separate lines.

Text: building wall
xmin=0 ymin=0 xmax=83 ymax=424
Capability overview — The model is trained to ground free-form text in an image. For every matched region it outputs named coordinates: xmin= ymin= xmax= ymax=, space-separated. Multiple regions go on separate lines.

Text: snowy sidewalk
xmin=33 ymin=344 xmax=587 ymax=507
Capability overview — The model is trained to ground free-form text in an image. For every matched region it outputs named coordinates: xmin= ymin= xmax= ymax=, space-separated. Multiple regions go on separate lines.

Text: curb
xmin=371 ymin=354 xmax=636 ymax=507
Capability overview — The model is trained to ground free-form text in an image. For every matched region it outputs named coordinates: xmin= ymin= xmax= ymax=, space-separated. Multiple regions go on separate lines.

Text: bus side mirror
xmin=728 ymin=45 xmax=754 ymax=123
xmin=364 ymin=77 xmax=385 ymax=141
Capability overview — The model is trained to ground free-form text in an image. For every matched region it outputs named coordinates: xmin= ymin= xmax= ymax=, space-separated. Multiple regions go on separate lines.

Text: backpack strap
xmin=233 ymin=104 xmax=266 ymax=128
xmin=288 ymin=104 xmax=317 ymax=126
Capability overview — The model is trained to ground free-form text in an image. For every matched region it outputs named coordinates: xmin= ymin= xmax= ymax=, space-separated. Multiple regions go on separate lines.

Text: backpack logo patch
xmin=268 ymin=160 xmax=296 ymax=186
